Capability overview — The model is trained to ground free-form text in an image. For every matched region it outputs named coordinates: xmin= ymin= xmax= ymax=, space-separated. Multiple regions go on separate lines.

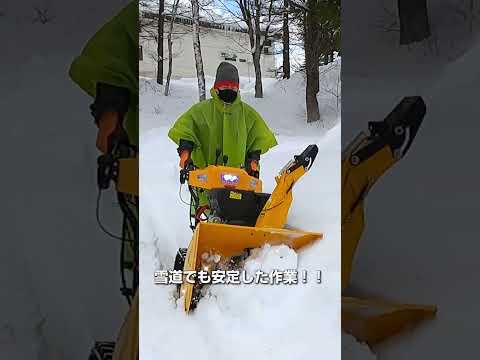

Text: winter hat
xmin=214 ymin=62 xmax=240 ymax=91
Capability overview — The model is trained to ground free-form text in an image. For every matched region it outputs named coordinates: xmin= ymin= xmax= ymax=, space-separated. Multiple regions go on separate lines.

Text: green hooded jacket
xmin=69 ymin=1 xmax=139 ymax=146
xmin=168 ymin=88 xmax=278 ymax=169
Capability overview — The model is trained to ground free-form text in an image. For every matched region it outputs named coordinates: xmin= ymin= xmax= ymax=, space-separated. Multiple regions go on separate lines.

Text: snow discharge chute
xmin=341 ymin=96 xmax=437 ymax=346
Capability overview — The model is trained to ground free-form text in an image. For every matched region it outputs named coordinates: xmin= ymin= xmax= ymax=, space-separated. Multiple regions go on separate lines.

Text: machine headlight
xmin=221 ymin=173 xmax=240 ymax=186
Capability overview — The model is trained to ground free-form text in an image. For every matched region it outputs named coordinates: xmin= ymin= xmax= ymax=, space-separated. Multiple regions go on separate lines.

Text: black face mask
xmin=218 ymin=89 xmax=238 ymax=103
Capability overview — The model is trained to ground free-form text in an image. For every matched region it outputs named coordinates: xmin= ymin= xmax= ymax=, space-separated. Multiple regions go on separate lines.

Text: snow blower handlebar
xmin=349 ymin=96 xmax=426 ymax=166
xmin=293 ymin=144 xmax=319 ymax=171
xmin=180 ymin=144 xmax=319 ymax=189
xmin=97 ymin=127 xmax=137 ymax=194
xmin=180 ymin=159 xmax=196 ymax=185
xmin=278 ymin=144 xmax=319 ymax=177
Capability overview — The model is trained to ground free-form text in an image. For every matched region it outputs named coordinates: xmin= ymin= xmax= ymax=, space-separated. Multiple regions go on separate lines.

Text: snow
xmin=343 ymin=1 xmax=480 ymax=359
xmin=1 ymin=1 xmax=132 ymax=359
xmin=140 ymin=63 xmax=343 ymax=359
xmin=342 ymin=334 xmax=376 ymax=360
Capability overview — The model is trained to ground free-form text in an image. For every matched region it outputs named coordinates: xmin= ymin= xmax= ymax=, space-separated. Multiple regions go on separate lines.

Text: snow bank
xmin=140 ymin=66 xmax=342 ymax=359
xmin=1 ymin=1 xmax=131 ymax=359
xmin=343 ymin=3 xmax=480 ymax=359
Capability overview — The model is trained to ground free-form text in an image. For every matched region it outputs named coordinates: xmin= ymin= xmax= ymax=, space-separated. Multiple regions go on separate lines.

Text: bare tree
xmin=468 ymin=0 xmax=475 ymax=33
xmin=283 ymin=0 xmax=291 ymax=79
xmin=191 ymin=0 xmax=206 ymax=101
xmin=304 ymin=0 xmax=320 ymax=122
xmin=140 ymin=0 xmax=163 ymax=73
xmin=300 ymin=0 xmax=339 ymax=122
xmin=374 ymin=0 xmax=440 ymax=56
xmin=231 ymin=0 xmax=282 ymax=98
xmin=141 ymin=0 xmax=192 ymax=83
xmin=157 ymin=0 xmax=165 ymax=84
xmin=165 ymin=0 xmax=181 ymax=96
xmin=451 ymin=0 xmax=478 ymax=34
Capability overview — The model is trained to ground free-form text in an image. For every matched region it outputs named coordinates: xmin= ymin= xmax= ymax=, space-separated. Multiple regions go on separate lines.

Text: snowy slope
xmin=343 ymin=1 xmax=480 ymax=358
xmin=139 ymin=64 xmax=342 ymax=359
xmin=1 ymin=1 xmax=131 ymax=359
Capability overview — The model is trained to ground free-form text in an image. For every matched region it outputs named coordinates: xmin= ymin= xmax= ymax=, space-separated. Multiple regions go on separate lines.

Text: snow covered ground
xmin=343 ymin=1 xmax=480 ymax=359
xmin=1 ymin=1 xmax=131 ymax=359
xmin=139 ymin=61 xmax=345 ymax=359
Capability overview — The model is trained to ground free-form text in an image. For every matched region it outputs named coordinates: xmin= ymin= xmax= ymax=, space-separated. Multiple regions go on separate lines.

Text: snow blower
xmin=173 ymin=144 xmax=323 ymax=312
xmin=341 ymin=96 xmax=437 ymax=346
xmin=96 ymin=127 xmax=139 ymax=305
xmin=90 ymin=129 xmax=139 ymax=360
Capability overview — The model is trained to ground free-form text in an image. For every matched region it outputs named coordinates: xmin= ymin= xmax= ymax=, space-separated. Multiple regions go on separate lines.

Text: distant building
xmin=140 ymin=12 xmax=278 ymax=80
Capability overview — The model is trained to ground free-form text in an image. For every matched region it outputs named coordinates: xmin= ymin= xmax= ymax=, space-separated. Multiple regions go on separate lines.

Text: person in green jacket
xmin=69 ymin=1 xmax=138 ymax=152
xmin=69 ymin=2 xmax=139 ymax=360
xmin=168 ymin=62 xmax=278 ymax=179
xmin=69 ymin=0 xmax=138 ymax=290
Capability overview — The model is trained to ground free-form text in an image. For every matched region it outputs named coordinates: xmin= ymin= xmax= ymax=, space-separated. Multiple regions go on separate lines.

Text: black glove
xmin=178 ymin=139 xmax=195 ymax=170
xmin=177 ymin=139 xmax=194 ymax=156
xmin=245 ymin=150 xmax=261 ymax=178
xmin=90 ymin=82 xmax=130 ymax=125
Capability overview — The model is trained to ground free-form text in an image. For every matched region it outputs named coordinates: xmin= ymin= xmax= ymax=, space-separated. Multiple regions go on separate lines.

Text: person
xmin=69 ymin=2 xmax=138 ymax=359
xmin=168 ymin=62 xmax=278 ymax=181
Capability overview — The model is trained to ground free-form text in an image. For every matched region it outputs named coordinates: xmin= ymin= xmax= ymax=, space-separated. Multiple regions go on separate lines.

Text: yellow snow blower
xmin=173 ymin=144 xmax=323 ymax=312
xmin=94 ymin=130 xmax=139 ymax=360
xmin=341 ymin=96 xmax=437 ymax=346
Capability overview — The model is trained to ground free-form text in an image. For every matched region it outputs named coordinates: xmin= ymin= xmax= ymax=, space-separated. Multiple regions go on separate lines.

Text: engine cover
xmin=207 ymin=189 xmax=270 ymax=226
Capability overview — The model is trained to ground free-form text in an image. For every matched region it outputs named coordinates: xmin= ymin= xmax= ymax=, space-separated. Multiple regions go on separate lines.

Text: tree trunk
xmin=282 ymin=0 xmax=290 ymax=79
xmin=469 ymin=0 xmax=474 ymax=34
xmin=157 ymin=0 xmax=164 ymax=85
xmin=165 ymin=30 xmax=173 ymax=96
xmin=306 ymin=61 xmax=320 ymax=122
xmin=191 ymin=0 xmax=206 ymax=101
xmin=247 ymin=29 xmax=263 ymax=98
xmin=165 ymin=0 xmax=179 ymax=96
xmin=305 ymin=1 xmax=320 ymax=123
xmin=253 ymin=0 xmax=263 ymax=98
xmin=253 ymin=51 xmax=263 ymax=98
xmin=398 ymin=0 xmax=431 ymax=45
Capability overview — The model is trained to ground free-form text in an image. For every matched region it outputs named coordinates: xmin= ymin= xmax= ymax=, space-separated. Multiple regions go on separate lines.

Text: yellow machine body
xmin=341 ymin=133 xmax=437 ymax=345
xmin=180 ymin=160 xmax=322 ymax=312
xmin=181 ymin=222 xmax=322 ymax=312
xmin=342 ymin=297 xmax=437 ymax=346
xmin=255 ymin=165 xmax=306 ymax=228
xmin=188 ymin=166 xmax=263 ymax=193
xmin=341 ymin=138 xmax=395 ymax=289
xmin=116 ymin=157 xmax=139 ymax=196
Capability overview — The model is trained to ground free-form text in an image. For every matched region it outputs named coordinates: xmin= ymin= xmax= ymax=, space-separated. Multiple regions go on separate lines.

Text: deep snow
xmin=343 ymin=1 xmax=480 ymax=359
xmin=1 ymin=1 xmax=131 ymax=359
xmin=139 ymin=62 xmax=345 ymax=359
